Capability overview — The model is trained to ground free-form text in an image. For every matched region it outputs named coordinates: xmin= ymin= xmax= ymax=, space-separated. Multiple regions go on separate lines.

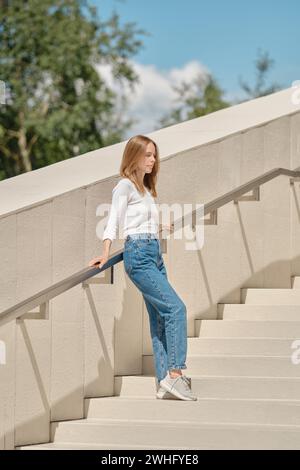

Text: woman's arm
xmin=102 ymin=238 xmax=112 ymax=258
xmin=102 ymin=179 xmax=131 ymax=242
xmin=88 ymin=180 xmax=130 ymax=268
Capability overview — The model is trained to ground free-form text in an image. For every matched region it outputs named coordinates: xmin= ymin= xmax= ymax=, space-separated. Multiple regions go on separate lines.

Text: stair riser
xmin=219 ymin=304 xmax=300 ymax=321
xmin=115 ymin=376 xmax=300 ymax=399
xmin=143 ymin=355 xmax=300 ymax=377
xmin=220 ymin=303 xmax=300 ymax=312
xmin=188 ymin=338 xmax=294 ymax=355
xmin=223 ymin=313 xmax=300 ymax=321
xmin=196 ymin=320 xmax=300 ymax=337
xmin=84 ymin=399 xmax=300 ymax=425
xmin=50 ymin=422 xmax=300 ymax=449
xmin=241 ymin=289 xmax=300 ymax=304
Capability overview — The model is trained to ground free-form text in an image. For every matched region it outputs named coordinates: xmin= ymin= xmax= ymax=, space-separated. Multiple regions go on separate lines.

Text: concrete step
xmin=142 ymin=354 xmax=300 ymax=376
xmin=241 ymin=288 xmax=300 ymax=304
xmin=49 ymin=417 xmax=300 ymax=449
xmin=17 ymin=441 xmax=188 ymax=450
xmin=219 ymin=304 xmax=300 ymax=321
xmin=187 ymin=337 xmax=294 ymax=356
xmin=196 ymin=320 xmax=300 ymax=337
xmin=115 ymin=375 xmax=300 ymax=399
xmin=84 ymin=396 xmax=300 ymax=426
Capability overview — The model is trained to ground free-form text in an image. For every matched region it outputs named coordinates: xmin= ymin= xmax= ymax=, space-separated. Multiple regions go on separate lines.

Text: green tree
xmin=0 ymin=0 xmax=147 ymax=180
xmin=237 ymin=48 xmax=282 ymax=101
xmin=159 ymin=73 xmax=230 ymax=128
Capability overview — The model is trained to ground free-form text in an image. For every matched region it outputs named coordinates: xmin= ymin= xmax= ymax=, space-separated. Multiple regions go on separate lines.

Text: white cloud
xmin=95 ymin=60 xmax=210 ymax=137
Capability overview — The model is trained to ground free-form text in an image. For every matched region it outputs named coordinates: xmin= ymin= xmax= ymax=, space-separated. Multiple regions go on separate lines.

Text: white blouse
xmin=102 ymin=178 xmax=160 ymax=242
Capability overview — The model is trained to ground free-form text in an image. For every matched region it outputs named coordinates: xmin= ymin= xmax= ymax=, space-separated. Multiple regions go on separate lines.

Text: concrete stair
xmin=218 ymin=304 xmax=300 ymax=321
xmin=143 ymin=354 xmax=300 ymax=376
xmin=17 ymin=421 xmax=300 ymax=450
xmin=196 ymin=320 xmax=300 ymax=337
xmin=16 ymin=277 xmax=300 ymax=450
xmin=114 ymin=374 xmax=300 ymax=399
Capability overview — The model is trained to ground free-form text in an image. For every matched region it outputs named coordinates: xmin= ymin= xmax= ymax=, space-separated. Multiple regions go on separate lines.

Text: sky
xmin=90 ymin=0 xmax=300 ymax=136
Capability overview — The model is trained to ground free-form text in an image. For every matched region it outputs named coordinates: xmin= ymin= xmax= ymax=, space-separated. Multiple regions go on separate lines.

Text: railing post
xmin=16 ymin=300 xmax=49 ymax=322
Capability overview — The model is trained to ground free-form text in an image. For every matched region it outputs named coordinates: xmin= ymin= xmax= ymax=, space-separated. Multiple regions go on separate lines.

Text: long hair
xmin=120 ymin=135 xmax=160 ymax=198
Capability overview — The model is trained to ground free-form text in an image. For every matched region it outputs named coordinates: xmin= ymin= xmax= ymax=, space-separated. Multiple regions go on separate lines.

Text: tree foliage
xmin=237 ymin=48 xmax=282 ymax=101
xmin=0 ymin=0 xmax=147 ymax=179
xmin=159 ymin=49 xmax=282 ymax=128
xmin=159 ymin=74 xmax=230 ymax=128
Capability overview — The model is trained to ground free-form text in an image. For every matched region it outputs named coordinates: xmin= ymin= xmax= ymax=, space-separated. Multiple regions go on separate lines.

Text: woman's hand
xmin=88 ymin=255 xmax=109 ymax=269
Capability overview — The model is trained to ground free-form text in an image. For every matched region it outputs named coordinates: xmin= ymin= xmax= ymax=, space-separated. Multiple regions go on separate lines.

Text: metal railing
xmin=1 ymin=166 xmax=300 ymax=327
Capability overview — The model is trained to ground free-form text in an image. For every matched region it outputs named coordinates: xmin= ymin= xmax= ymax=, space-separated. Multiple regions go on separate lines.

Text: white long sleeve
xmin=102 ymin=178 xmax=159 ymax=242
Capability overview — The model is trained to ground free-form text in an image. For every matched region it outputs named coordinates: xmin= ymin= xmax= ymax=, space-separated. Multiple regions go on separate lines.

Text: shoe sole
xmin=156 ymin=390 xmax=180 ymax=400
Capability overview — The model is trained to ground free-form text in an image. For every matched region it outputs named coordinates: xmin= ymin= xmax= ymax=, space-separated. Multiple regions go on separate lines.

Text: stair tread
xmin=52 ymin=418 xmax=300 ymax=428
xmin=118 ymin=374 xmax=300 ymax=379
xmin=85 ymin=396 xmax=300 ymax=404
xmin=17 ymin=441 xmax=192 ymax=450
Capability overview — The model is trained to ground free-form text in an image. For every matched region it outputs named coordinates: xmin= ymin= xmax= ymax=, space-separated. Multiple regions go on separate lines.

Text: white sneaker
xmin=159 ymin=373 xmax=197 ymax=401
xmin=156 ymin=375 xmax=193 ymax=399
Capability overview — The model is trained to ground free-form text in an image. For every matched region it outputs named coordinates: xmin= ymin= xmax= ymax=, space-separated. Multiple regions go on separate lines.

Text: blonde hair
xmin=120 ymin=134 xmax=160 ymax=198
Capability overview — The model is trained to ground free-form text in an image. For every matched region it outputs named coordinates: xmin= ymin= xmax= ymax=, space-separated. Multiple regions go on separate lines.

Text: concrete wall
xmin=290 ymin=112 xmax=300 ymax=275
xmin=0 ymin=87 xmax=300 ymax=448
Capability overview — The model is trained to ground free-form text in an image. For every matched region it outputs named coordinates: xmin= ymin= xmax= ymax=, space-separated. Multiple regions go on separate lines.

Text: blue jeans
xmin=123 ymin=232 xmax=187 ymax=383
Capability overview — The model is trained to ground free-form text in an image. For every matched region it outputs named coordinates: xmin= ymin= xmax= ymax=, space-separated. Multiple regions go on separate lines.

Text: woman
xmin=89 ymin=135 xmax=197 ymax=401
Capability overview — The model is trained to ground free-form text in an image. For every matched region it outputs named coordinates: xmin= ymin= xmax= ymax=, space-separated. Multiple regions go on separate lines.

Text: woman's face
xmin=137 ymin=142 xmax=156 ymax=174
